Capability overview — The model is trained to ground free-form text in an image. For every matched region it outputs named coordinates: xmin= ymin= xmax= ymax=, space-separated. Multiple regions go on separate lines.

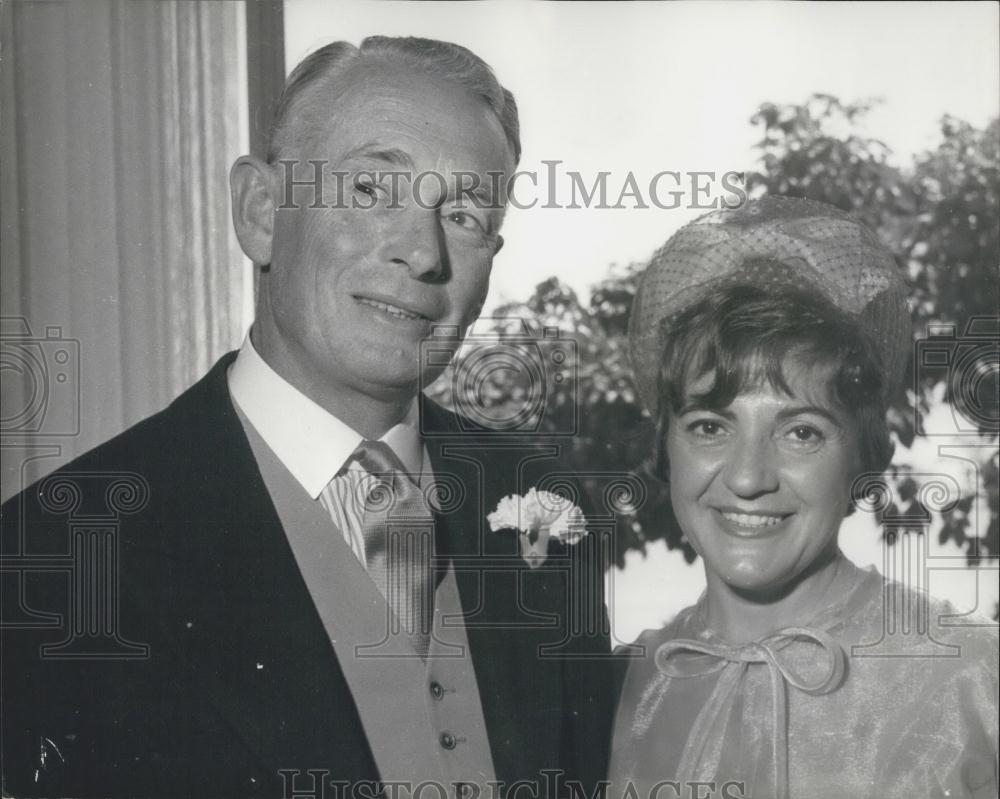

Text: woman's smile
xmin=713 ymin=507 xmax=793 ymax=535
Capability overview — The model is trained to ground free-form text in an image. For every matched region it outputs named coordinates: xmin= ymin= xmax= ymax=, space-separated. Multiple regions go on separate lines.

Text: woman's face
xmin=665 ymin=357 xmax=862 ymax=597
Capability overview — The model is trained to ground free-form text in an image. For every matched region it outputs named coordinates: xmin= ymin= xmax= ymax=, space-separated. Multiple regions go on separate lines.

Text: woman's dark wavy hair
xmin=652 ymin=280 xmax=894 ymax=482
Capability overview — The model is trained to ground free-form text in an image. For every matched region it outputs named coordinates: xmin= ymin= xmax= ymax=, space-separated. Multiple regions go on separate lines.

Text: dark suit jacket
xmin=2 ymin=353 xmax=614 ymax=798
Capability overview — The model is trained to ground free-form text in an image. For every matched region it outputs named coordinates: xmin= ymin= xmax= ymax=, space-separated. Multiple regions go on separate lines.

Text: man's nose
xmin=721 ymin=434 xmax=780 ymax=498
xmin=384 ymin=210 xmax=445 ymax=280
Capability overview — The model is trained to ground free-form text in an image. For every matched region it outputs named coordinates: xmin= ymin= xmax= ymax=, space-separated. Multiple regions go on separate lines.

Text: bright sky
xmin=285 ymin=1 xmax=1000 ymax=638
xmin=286 ymin=0 xmax=999 ymax=310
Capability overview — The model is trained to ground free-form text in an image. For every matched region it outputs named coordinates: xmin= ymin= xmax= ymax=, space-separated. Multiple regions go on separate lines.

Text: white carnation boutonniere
xmin=487 ymin=488 xmax=588 ymax=569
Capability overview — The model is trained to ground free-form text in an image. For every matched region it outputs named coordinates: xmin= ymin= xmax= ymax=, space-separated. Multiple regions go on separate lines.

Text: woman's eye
xmin=785 ymin=424 xmax=824 ymax=446
xmin=689 ymin=419 xmax=725 ymax=438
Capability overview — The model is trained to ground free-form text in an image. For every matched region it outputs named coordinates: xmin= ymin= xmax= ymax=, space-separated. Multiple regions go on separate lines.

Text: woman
xmin=610 ymin=197 xmax=998 ymax=799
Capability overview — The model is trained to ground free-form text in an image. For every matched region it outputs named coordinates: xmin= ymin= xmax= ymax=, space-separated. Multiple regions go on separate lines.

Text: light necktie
xmin=350 ymin=439 xmax=435 ymax=658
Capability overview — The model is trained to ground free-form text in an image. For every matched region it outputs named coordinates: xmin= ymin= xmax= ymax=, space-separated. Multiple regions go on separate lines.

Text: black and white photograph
xmin=1 ymin=1 xmax=998 ymax=797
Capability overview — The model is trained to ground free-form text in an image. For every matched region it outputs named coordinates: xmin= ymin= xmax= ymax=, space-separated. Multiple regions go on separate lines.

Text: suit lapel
xmin=160 ymin=355 xmax=377 ymax=779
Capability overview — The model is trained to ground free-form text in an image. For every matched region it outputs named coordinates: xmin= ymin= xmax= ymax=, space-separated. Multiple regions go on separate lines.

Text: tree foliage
xmin=428 ymin=94 xmax=999 ymax=568
xmin=747 ymin=95 xmax=998 ymax=562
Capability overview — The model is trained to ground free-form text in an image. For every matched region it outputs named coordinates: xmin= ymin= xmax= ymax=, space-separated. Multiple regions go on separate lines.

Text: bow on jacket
xmin=655 ymin=627 xmax=846 ymax=799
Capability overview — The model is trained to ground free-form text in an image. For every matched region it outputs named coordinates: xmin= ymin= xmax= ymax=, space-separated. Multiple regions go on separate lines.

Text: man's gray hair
xmin=266 ymin=36 xmax=521 ymax=165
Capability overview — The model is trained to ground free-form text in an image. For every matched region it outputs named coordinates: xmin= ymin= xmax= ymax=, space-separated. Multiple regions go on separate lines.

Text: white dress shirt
xmin=227 ymin=333 xmax=428 ymax=566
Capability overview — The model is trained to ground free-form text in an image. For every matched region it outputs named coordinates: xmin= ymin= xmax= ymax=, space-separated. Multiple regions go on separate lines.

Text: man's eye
xmin=354 ymin=180 xmax=379 ymax=197
xmin=445 ymin=210 xmax=486 ymax=233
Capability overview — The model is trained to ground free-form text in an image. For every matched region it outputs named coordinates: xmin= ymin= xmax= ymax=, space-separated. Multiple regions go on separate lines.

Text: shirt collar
xmin=227 ymin=333 xmax=423 ymax=498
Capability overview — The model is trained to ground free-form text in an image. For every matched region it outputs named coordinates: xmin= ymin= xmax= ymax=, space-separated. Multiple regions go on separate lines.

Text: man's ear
xmin=493 ymin=234 xmax=505 ymax=255
xmin=230 ymin=155 xmax=276 ymax=267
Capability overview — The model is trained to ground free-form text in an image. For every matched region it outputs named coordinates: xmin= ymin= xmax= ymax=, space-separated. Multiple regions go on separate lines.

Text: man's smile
xmin=353 ymin=293 xmax=434 ymax=322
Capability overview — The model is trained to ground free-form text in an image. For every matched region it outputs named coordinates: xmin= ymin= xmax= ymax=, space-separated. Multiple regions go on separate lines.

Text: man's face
xmin=261 ymin=63 xmax=513 ymax=404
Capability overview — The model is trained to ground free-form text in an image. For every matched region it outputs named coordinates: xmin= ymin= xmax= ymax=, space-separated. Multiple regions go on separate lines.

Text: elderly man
xmin=1 ymin=37 xmax=612 ymax=797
